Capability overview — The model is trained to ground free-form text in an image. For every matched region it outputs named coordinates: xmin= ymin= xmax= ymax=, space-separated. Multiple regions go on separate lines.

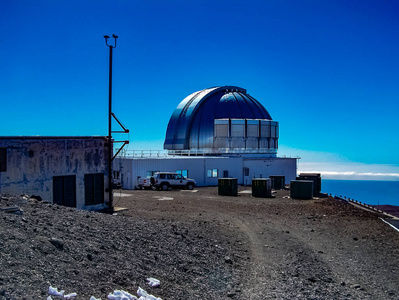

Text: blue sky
xmin=1 ymin=0 xmax=398 ymax=180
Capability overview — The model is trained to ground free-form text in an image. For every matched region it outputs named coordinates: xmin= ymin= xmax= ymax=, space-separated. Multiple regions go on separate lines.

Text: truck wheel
xmin=187 ymin=183 xmax=194 ymax=190
xmin=161 ymin=183 xmax=169 ymax=191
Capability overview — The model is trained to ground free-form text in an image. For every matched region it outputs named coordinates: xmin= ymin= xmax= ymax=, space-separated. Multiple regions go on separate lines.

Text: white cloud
xmin=279 ymin=145 xmax=350 ymax=163
xmin=298 ymin=162 xmax=399 ymax=181
xmin=299 ymin=170 xmax=399 ymax=181
xmin=278 ymin=145 xmax=399 ymax=181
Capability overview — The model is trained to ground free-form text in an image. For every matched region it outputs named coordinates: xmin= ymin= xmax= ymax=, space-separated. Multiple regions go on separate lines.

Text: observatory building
xmin=115 ymin=86 xmax=297 ymax=188
xmin=164 ymin=86 xmax=279 ymax=154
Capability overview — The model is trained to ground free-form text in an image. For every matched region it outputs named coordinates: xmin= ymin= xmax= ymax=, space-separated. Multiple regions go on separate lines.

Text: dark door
xmin=53 ymin=175 xmax=77 ymax=207
xmin=85 ymin=173 xmax=105 ymax=205
xmin=0 ymin=148 xmax=6 ymax=172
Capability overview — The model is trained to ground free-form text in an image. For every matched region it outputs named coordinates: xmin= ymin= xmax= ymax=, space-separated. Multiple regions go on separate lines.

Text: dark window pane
xmin=53 ymin=176 xmax=64 ymax=205
xmin=53 ymin=175 xmax=76 ymax=207
xmin=85 ymin=173 xmax=104 ymax=206
xmin=0 ymin=148 xmax=6 ymax=172
xmin=85 ymin=174 xmax=94 ymax=205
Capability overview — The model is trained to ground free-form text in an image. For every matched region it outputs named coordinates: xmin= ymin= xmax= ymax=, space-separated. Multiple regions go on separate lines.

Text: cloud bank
xmin=278 ymin=145 xmax=399 ymax=181
xmin=298 ymin=162 xmax=399 ymax=181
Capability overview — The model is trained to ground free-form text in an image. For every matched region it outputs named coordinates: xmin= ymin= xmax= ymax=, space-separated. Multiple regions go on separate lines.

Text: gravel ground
xmin=1 ymin=187 xmax=399 ymax=300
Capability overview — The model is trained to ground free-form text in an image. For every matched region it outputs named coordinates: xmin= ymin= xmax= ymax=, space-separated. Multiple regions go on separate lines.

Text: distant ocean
xmin=322 ymin=179 xmax=399 ymax=207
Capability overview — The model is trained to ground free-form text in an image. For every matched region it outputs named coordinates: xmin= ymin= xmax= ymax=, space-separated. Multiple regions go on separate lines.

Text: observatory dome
xmin=164 ymin=86 xmax=279 ymax=154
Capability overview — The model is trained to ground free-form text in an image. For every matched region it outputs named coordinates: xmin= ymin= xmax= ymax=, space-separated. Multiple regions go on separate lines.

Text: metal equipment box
xmin=270 ymin=175 xmax=285 ymax=190
xmin=290 ymin=180 xmax=313 ymax=200
xmin=297 ymin=173 xmax=321 ymax=195
xmin=252 ymin=178 xmax=272 ymax=198
xmin=218 ymin=178 xmax=238 ymax=196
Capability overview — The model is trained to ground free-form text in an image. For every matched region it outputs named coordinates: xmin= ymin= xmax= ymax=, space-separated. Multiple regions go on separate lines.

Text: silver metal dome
xmin=164 ymin=86 xmax=279 ymax=154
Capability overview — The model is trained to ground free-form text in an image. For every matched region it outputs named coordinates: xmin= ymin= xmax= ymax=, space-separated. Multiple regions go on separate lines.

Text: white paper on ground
xmin=146 ymin=278 xmax=160 ymax=287
xmin=46 ymin=285 xmax=161 ymax=300
xmin=64 ymin=292 xmax=77 ymax=298
xmin=120 ymin=290 xmax=137 ymax=299
xmin=108 ymin=293 xmax=127 ymax=300
xmin=49 ymin=286 xmax=65 ymax=296
xmin=137 ymin=287 xmax=162 ymax=300
xmin=108 ymin=289 xmax=138 ymax=300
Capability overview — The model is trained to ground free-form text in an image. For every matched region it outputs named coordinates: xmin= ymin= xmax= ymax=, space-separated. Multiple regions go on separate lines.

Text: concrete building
xmin=0 ymin=136 xmax=110 ymax=210
xmin=116 ymin=86 xmax=298 ymax=189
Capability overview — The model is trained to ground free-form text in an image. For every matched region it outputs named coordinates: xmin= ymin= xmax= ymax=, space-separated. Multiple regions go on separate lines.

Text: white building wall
xmin=116 ymin=157 xmax=215 ymax=188
xmin=0 ymin=137 xmax=110 ymax=210
xmin=243 ymin=157 xmax=297 ymax=184
xmin=116 ymin=158 xmax=133 ymax=190
xmin=115 ymin=155 xmax=296 ymax=189
xmin=130 ymin=157 xmax=205 ymax=187
xmin=203 ymin=157 xmax=243 ymax=186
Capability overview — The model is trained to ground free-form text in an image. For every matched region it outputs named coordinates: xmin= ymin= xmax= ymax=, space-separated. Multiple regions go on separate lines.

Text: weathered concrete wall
xmin=0 ymin=137 xmax=110 ymax=210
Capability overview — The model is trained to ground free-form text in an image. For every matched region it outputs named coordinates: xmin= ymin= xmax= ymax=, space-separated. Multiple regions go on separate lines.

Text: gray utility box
xmin=252 ymin=178 xmax=272 ymax=198
xmin=270 ymin=175 xmax=285 ymax=190
xmin=218 ymin=178 xmax=238 ymax=196
xmin=297 ymin=173 xmax=321 ymax=195
xmin=290 ymin=180 xmax=313 ymax=200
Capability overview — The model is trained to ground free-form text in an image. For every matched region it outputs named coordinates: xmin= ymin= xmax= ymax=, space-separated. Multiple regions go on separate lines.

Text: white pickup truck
xmin=151 ymin=172 xmax=196 ymax=191
xmin=137 ymin=177 xmax=153 ymax=189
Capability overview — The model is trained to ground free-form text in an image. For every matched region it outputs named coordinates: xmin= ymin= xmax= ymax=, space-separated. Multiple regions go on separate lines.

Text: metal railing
xmin=332 ymin=194 xmax=384 ymax=213
xmin=115 ymin=148 xmax=300 ymax=159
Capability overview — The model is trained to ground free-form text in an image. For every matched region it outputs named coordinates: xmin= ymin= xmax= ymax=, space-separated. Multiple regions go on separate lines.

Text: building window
xmin=223 ymin=170 xmax=229 ymax=178
xmin=53 ymin=175 xmax=76 ymax=207
xmin=176 ymin=170 xmax=188 ymax=177
xmin=113 ymin=171 xmax=120 ymax=179
xmin=146 ymin=170 xmax=158 ymax=177
xmin=213 ymin=169 xmax=218 ymax=177
xmin=0 ymin=148 xmax=6 ymax=172
xmin=207 ymin=169 xmax=218 ymax=178
xmin=85 ymin=173 xmax=105 ymax=206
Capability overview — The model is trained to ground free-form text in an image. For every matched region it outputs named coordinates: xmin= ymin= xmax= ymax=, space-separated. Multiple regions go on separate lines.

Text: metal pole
xmin=108 ymin=46 xmax=113 ymax=209
xmin=104 ymin=34 xmax=118 ymax=211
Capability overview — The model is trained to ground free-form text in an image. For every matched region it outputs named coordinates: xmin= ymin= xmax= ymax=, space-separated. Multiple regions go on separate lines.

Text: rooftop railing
xmin=115 ymin=149 xmax=300 ymax=159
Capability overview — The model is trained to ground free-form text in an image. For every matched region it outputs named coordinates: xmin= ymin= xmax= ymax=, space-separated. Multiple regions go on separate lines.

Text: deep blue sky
xmin=1 ymin=0 xmax=398 ymax=179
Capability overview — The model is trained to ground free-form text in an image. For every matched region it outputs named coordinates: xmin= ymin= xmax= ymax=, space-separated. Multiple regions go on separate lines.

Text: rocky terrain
xmin=1 ymin=187 xmax=399 ymax=299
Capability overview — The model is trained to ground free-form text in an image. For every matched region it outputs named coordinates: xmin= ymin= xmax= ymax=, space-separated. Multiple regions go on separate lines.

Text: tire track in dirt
xmin=230 ymin=216 xmax=354 ymax=299
xmin=116 ymin=188 xmax=399 ymax=299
